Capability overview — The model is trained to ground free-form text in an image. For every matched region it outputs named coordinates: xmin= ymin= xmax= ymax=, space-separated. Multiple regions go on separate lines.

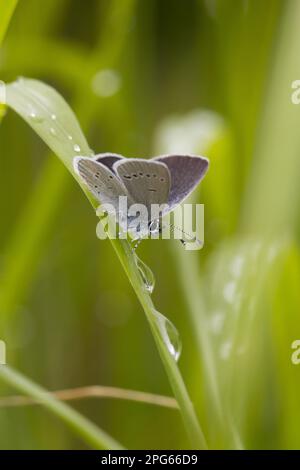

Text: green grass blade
xmin=0 ymin=365 xmax=124 ymax=449
xmin=5 ymin=78 xmax=93 ymax=167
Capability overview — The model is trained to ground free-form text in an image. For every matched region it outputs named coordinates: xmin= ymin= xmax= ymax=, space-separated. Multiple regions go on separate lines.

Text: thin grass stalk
xmin=0 ymin=366 xmax=124 ymax=449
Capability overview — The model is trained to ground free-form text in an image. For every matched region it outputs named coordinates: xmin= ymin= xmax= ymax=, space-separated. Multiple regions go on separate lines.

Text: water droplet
xmin=135 ymin=255 xmax=155 ymax=294
xmin=68 ymin=135 xmax=73 ymax=141
xmin=73 ymin=144 xmax=81 ymax=152
xmin=154 ymin=310 xmax=182 ymax=361
xmin=49 ymin=127 xmax=57 ymax=136
xmin=51 ymin=114 xmax=57 ymax=120
xmin=28 ymin=111 xmax=43 ymax=123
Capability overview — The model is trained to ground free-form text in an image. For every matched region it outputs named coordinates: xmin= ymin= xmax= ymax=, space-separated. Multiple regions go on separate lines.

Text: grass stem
xmin=0 ymin=365 xmax=124 ymax=449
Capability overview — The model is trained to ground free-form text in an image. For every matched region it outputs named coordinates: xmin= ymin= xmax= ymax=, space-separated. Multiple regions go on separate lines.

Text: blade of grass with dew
xmin=4 ymin=78 xmax=208 ymax=449
xmin=0 ymin=365 xmax=124 ymax=449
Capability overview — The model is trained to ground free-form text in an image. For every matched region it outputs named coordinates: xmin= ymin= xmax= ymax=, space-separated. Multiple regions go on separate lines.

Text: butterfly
xmin=73 ymin=153 xmax=209 ymax=245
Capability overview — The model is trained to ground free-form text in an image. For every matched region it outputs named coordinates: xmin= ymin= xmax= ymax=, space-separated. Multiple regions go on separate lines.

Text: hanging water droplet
xmin=73 ymin=144 xmax=81 ymax=152
xmin=135 ymin=255 xmax=155 ymax=294
xmin=153 ymin=310 xmax=182 ymax=361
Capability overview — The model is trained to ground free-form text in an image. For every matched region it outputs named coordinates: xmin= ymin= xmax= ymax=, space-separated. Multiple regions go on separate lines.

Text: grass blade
xmin=0 ymin=365 xmax=124 ymax=449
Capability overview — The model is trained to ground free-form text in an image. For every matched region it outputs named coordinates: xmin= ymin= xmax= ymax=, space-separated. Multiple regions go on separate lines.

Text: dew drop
xmin=49 ymin=127 xmax=57 ymax=136
xmin=135 ymin=255 xmax=155 ymax=294
xmin=153 ymin=310 xmax=182 ymax=361
xmin=68 ymin=135 xmax=73 ymax=141
xmin=73 ymin=144 xmax=81 ymax=152
xmin=28 ymin=111 xmax=43 ymax=123
xmin=51 ymin=114 xmax=57 ymax=120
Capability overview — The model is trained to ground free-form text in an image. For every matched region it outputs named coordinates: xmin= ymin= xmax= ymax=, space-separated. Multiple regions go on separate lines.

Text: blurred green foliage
xmin=1 ymin=0 xmax=300 ymax=450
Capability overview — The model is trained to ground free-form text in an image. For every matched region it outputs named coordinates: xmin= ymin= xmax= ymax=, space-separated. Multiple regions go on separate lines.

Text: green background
xmin=1 ymin=0 xmax=300 ymax=449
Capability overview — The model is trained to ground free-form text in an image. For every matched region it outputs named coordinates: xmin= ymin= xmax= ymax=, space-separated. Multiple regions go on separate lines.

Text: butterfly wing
xmin=113 ymin=158 xmax=171 ymax=216
xmin=154 ymin=154 xmax=209 ymax=211
xmin=73 ymin=157 xmax=132 ymax=213
xmin=94 ymin=153 xmax=124 ymax=172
